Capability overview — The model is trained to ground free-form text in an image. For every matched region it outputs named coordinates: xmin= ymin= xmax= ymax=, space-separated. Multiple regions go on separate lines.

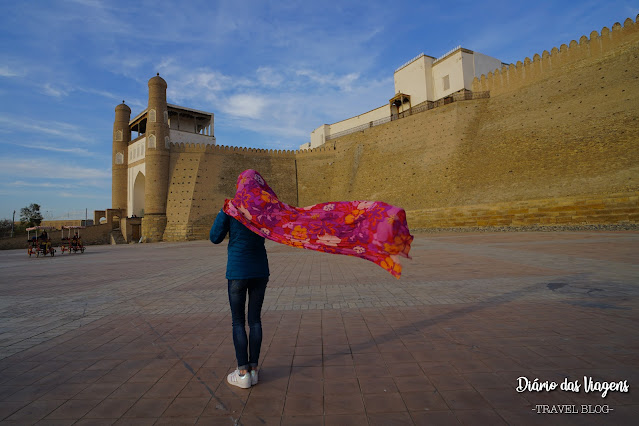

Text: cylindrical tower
xmin=112 ymin=101 xmax=131 ymax=212
xmin=142 ymin=73 xmax=170 ymax=242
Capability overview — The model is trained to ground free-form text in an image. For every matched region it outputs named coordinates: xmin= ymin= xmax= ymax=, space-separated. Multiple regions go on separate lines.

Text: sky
xmin=0 ymin=0 xmax=637 ymax=221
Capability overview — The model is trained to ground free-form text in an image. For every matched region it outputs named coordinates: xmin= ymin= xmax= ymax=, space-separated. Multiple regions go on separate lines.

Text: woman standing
xmin=210 ymin=207 xmax=269 ymax=389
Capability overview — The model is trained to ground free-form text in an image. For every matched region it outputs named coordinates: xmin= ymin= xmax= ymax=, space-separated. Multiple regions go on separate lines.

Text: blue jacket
xmin=210 ymin=209 xmax=269 ymax=279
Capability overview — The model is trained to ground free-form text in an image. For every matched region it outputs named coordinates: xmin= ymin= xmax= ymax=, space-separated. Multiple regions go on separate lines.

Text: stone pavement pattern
xmin=0 ymin=231 xmax=637 ymax=425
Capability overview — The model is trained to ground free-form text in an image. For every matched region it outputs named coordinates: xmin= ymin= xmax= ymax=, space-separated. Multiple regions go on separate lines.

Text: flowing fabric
xmin=223 ymin=170 xmax=413 ymax=279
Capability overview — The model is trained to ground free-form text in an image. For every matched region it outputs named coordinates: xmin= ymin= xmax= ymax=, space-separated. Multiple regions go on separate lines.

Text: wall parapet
xmin=296 ymin=145 xmax=337 ymax=155
xmin=324 ymin=90 xmax=489 ymax=142
xmin=473 ymin=15 xmax=639 ymax=95
xmin=169 ymin=142 xmax=298 ymax=156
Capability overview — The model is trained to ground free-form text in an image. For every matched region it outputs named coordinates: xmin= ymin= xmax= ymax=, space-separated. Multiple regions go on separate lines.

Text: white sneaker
xmin=250 ymin=370 xmax=258 ymax=386
xmin=227 ymin=369 xmax=251 ymax=389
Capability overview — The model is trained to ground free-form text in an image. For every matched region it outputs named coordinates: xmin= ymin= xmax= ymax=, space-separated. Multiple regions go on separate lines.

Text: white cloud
xmin=0 ymin=158 xmax=110 ymax=180
xmin=8 ymin=181 xmax=75 ymax=189
xmin=0 ymin=116 xmax=90 ymax=143
xmin=98 ymin=52 xmax=152 ymax=82
xmin=336 ymin=73 xmax=361 ymax=92
xmin=39 ymin=81 xmax=124 ymax=101
xmin=295 ymin=69 xmax=331 ymax=85
xmin=57 ymin=190 xmax=108 ymax=200
xmin=77 ymin=87 xmax=122 ymax=102
xmin=257 ymin=67 xmax=284 ymax=88
xmin=149 ymin=56 xmax=391 ymax=146
xmin=10 ymin=142 xmax=94 ymax=156
xmin=162 ymin=65 xmax=254 ymax=106
xmin=67 ymin=0 xmax=105 ymax=7
xmin=0 ymin=65 xmax=21 ymax=77
xmin=295 ymin=69 xmax=361 ymax=92
xmin=41 ymin=83 xmax=70 ymax=98
xmin=224 ymin=94 xmax=268 ymax=119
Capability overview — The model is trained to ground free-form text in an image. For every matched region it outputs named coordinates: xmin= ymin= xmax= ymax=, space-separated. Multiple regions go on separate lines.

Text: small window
xmin=443 ymin=75 xmax=450 ymax=91
xmin=115 ymin=152 xmax=124 ymax=164
xmin=149 ymin=109 xmax=156 ymax=123
xmin=148 ymin=134 xmax=156 ymax=149
xmin=115 ymin=129 xmax=123 ymax=141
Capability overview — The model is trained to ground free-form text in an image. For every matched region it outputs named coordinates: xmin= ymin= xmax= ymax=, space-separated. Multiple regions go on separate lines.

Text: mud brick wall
xmin=144 ymin=16 xmax=638 ymax=240
xmin=295 ymin=16 xmax=639 ymax=230
xmin=163 ymin=144 xmax=297 ymax=241
xmin=407 ymin=192 xmax=639 ymax=229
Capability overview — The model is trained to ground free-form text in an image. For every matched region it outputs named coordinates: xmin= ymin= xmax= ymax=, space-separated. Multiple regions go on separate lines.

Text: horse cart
xmin=60 ymin=225 xmax=86 ymax=254
xmin=26 ymin=226 xmax=56 ymax=257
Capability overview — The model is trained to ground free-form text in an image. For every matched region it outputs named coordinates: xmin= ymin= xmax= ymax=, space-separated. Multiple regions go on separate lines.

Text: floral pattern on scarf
xmin=223 ymin=169 xmax=413 ymax=278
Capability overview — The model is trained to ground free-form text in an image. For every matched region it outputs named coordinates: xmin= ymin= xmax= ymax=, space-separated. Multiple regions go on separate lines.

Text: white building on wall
xmin=300 ymin=46 xmax=504 ymax=150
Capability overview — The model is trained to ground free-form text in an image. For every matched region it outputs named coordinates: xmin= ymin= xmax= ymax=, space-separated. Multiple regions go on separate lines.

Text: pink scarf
xmin=224 ymin=170 xmax=413 ymax=278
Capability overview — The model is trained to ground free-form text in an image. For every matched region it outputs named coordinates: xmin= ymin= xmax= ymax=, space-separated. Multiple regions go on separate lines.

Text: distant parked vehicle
xmin=60 ymin=226 xmax=86 ymax=254
xmin=26 ymin=226 xmax=56 ymax=257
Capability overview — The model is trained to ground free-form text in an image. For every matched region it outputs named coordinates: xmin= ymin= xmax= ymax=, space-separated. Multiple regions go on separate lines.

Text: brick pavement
xmin=0 ymin=231 xmax=637 ymax=425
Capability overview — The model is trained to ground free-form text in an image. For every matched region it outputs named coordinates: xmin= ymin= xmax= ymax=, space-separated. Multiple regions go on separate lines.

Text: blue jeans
xmin=228 ymin=277 xmax=268 ymax=370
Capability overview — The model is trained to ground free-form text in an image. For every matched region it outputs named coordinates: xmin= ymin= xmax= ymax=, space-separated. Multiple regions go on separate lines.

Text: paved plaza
xmin=0 ymin=231 xmax=637 ymax=425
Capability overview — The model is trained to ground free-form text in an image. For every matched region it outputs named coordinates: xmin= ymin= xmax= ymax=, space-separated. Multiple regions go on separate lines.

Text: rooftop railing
xmin=324 ymin=90 xmax=489 ymax=141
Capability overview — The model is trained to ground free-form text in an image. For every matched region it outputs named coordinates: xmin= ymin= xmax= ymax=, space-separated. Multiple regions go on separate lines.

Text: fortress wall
xmin=454 ymin=17 xmax=639 ymax=207
xmin=297 ymin=102 xmax=480 ymax=209
xmin=297 ymin=16 xmax=639 ymax=229
xmin=407 ymin=192 xmax=639 ymax=229
xmin=163 ymin=144 xmax=297 ymax=240
xmin=126 ymin=16 xmax=638 ymax=240
xmin=473 ymin=16 xmax=638 ymax=96
xmin=296 ymin=146 xmax=338 ymax=204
